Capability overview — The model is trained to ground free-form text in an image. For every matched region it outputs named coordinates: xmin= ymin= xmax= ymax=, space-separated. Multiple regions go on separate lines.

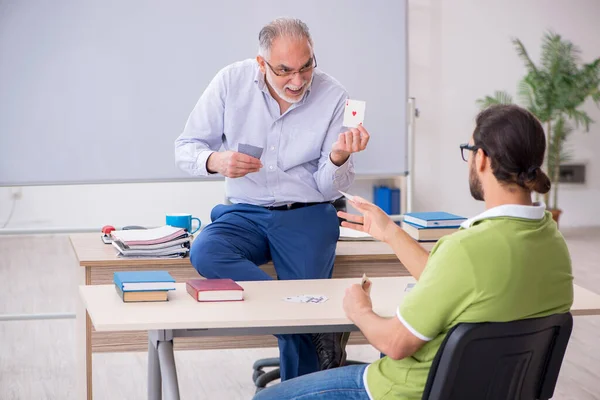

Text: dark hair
xmin=473 ymin=104 xmax=551 ymax=194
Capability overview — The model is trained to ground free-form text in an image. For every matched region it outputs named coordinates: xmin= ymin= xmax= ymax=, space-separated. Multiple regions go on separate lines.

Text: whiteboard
xmin=0 ymin=0 xmax=408 ymax=186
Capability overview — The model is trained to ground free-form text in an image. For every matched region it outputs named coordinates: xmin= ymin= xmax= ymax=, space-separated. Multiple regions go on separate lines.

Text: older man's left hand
xmin=343 ymin=283 xmax=373 ymax=323
xmin=330 ymin=125 xmax=370 ymax=166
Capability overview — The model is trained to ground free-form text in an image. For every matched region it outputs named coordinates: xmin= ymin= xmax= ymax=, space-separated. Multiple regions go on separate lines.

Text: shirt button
xmin=270 ymin=146 xmax=275 ymax=151
xmin=269 ymin=165 xmax=274 ymax=170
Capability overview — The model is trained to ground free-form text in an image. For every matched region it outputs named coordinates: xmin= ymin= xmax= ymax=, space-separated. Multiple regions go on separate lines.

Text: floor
xmin=0 ymin=228 xmax=599 ymax=399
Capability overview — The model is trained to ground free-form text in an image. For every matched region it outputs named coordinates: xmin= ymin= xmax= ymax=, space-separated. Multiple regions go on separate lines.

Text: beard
xmin=265 ymin=69 xmax=311 ymax=104
xmin=469 ymin=161 xmax=484 ymax=201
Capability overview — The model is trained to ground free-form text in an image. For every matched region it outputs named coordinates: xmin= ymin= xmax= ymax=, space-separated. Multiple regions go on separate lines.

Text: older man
xmin=174 ymin=17 xmax=370 ymax=380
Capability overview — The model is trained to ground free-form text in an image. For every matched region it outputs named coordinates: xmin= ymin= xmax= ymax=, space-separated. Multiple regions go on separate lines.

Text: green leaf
xmin=512 ymin=38 xmax=540 ymax=75
xmin=475 ymin=91 xmax=513 ymax=110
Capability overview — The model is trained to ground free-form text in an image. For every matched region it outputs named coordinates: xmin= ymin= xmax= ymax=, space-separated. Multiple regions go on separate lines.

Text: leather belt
xmin=265 ymin=202 xmax=330 ymax=211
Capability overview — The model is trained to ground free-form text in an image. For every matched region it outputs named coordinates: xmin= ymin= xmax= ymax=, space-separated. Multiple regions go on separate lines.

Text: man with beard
xmin=174 ymin=17 xmax=370 ymax=381
xmin=253 ymin=104 xmax=573 ymax=399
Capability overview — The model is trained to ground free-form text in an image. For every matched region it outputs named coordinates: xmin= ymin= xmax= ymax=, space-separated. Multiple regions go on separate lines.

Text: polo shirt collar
xmin=460 ymin=202 xmax=546 ymax=229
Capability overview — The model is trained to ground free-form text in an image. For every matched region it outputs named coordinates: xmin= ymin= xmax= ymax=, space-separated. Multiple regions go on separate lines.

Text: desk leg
xmin=158 ymin=340 xmax=180 ymax=400
xmin=77 ymin=266 xmax=93 ymax=400
xmin=148 ymin=336 xmax=162 ymax=400
xmin=149 ymin=330 xmax=180 ymax=400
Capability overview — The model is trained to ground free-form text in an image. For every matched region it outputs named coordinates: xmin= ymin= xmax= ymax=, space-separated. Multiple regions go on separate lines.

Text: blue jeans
xmin=253 ymin=364 xmax=371 ymax=400
xmin=190 ymin=203 xmax=340 ymax=380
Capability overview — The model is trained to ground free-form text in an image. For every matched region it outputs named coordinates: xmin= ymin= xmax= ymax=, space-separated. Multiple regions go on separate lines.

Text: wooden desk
xmin=80 ymin=278 xmax=600 ymax=400
xmin=71 ymin=232 xmax=431 ymax=399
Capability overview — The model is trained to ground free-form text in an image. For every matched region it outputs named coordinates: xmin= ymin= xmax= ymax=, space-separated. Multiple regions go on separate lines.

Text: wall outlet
xmin=10 ymin=187 xmax=22 ymax=200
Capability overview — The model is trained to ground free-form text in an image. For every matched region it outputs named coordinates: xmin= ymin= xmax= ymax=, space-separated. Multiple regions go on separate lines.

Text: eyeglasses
xmin=264 ymin=55 xmax=317 ymax=77
xmin=460 ymin=143 xmax=483 ymax=162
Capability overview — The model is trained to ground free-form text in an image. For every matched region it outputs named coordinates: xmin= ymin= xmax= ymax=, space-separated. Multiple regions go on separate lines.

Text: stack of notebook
xmin=110 ymin=226 xmax=191 ymax=258
xmin=401 ymin=212 xmax=467 ymax=242
xmin=114 ymin=270 xmax=176 ymax=302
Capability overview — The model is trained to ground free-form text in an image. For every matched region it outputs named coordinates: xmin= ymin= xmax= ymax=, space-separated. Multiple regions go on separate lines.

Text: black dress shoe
xmin=311 ymin=332 xmax=351 ymax=370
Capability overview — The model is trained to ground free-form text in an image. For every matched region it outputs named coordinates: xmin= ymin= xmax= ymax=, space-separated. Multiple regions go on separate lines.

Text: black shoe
xmin=311 ymin=332 xmax=350 ymax=370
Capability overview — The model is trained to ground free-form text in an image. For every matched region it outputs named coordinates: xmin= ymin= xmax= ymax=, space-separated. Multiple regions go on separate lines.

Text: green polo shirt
xmin=365 ymin=206 xmax=574 ymax=400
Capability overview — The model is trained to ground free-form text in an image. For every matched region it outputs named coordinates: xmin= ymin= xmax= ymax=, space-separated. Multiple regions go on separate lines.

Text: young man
xmin=174 ymin=18 xmax=370 ymax=381
xmin=254 ymin=104 xmax=574 ymax=399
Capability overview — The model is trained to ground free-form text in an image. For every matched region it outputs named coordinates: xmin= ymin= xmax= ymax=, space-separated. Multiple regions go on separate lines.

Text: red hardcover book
xmin=186 ymin=278 xmax=244 ymax=302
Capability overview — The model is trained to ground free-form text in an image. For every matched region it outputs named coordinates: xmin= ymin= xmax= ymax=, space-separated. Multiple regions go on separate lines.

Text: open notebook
xmin=339 ymin=227 xmax=375 ymax=241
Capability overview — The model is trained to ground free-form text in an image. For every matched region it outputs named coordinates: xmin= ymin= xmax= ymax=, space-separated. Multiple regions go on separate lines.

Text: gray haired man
xmin=175 ymin=17 xmax=371 ymax=380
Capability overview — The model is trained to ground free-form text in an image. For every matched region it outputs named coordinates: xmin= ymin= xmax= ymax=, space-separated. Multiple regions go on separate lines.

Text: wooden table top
xmin=70 ymin=233 xmax=434 ymax=267
xmin=81 ymin=277 xmax=600 ymax=332
xmin=80 ymin=277 xmax=414 ymax=332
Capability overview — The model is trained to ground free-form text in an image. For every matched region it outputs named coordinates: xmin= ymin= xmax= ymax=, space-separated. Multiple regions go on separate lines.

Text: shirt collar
xmin=254 ymin=66 xmax=269 ymax=93
xmin=460 ymin=202 xmax=547 ymax=229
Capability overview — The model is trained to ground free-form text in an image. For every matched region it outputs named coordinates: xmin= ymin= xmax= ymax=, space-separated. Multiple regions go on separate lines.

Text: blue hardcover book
xmin=403 ymin=212 xmax=467 ymax=228
xmin=113 ymin=271 xmax=176 ymax=292
xmin=402 ymin=220 xmax=461 ymax=241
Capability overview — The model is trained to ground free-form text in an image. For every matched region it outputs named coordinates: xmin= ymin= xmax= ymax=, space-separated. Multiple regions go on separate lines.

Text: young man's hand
xmin=337 ymin=197 xmax=398 ymax=243
xmin=343 ymin=283 xmax=373 ymax=323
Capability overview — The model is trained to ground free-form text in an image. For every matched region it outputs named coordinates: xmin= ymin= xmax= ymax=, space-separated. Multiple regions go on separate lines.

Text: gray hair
xmin=258 ymin=17 xmax=313 ymax=59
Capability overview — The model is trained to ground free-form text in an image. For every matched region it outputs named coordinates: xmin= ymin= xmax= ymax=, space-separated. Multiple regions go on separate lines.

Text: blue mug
xmin=166 ymin=213 xmax=201 ymax=234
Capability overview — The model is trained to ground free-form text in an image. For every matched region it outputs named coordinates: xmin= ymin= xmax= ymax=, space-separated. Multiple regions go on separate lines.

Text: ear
xmin=256 ymin=56 xmax=266 ymax=74
xmin=475 ymin=148 xmax=488 ymax=173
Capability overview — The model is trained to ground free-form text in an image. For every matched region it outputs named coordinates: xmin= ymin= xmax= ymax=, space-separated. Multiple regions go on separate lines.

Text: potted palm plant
xmin=476 ymin=31 xmax=600 ymax=225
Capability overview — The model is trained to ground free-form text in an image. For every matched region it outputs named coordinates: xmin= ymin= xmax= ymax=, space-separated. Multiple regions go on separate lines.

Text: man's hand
xmin=337 ymin=197 xmax=398 ymax=243
xmin=330 ymin=125 xmax=370 ymax=166
xmin=343 ymin=283 xmax=373 ymax=323
xmin=206 ymin=151 xmax=262 ymax=178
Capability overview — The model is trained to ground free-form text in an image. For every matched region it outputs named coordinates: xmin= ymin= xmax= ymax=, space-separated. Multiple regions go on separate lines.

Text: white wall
xmin=1 ymin=0 xmax=599 ymax=231
xmin=409 ymin=0 xmax=600 ymax=227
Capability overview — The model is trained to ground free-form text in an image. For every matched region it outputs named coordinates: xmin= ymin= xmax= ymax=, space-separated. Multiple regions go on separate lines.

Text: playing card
xmin=238 ymin=143 xmax=264 ymax=159
xmin=338 ymin=191 xmax=365 ymax=203
xmin=283 ymin=295 xmax=329 ymax=304
xmin=343 ymin=99 xmax=366 ymax=128
xmin=338 ymin=190 xmax=355 ymax=200
xmin=361 ymin=273 xmax=372 ymax=294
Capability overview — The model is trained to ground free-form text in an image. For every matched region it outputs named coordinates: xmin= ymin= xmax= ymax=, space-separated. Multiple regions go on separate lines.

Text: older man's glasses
xmin=460 ymin=143 xmax=482 ymax=162
xmin=264 ymin=55 xmax=317 ymax=77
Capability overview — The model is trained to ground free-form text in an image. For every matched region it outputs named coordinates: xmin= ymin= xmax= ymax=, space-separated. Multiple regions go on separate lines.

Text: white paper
xmin=339 ymin=227 xmax=374 ymax=241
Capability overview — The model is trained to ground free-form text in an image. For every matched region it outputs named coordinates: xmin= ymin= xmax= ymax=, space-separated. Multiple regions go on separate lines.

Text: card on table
xmin=238 ymin=143 xmax=264 ymax=159
xmin=283 ymin=294 xmax=328 ymax=304
xmin=343 ymin=99 xmax=366 ymax=128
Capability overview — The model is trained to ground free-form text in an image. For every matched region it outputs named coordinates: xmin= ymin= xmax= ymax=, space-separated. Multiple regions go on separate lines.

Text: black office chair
xmin=422 ymin=312 xmax=573 ymax=400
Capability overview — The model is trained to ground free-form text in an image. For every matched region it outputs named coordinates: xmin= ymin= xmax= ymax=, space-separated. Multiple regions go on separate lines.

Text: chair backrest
xmin=422 ymin=312 xmax=573 ymax=400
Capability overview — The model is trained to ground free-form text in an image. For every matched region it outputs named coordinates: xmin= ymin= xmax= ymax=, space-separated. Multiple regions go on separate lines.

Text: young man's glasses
xmin=264 ymin=55 xmax=317 ymax=77
xmin=459 ymin=143 xmax=483 ymax=162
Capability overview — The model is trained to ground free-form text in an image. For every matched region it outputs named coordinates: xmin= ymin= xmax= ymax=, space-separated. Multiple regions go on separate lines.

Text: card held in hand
xmin=343 ymin=99 xmax=366 ymax=128
xmin=361 ymin=273 xmax=372 ymax=295
xmin=238 ymin=143 xmax=264 ymax=159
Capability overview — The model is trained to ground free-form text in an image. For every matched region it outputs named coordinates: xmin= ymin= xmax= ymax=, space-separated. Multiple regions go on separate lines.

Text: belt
xmin=265 ymin=202 xmax=330 ymax=211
